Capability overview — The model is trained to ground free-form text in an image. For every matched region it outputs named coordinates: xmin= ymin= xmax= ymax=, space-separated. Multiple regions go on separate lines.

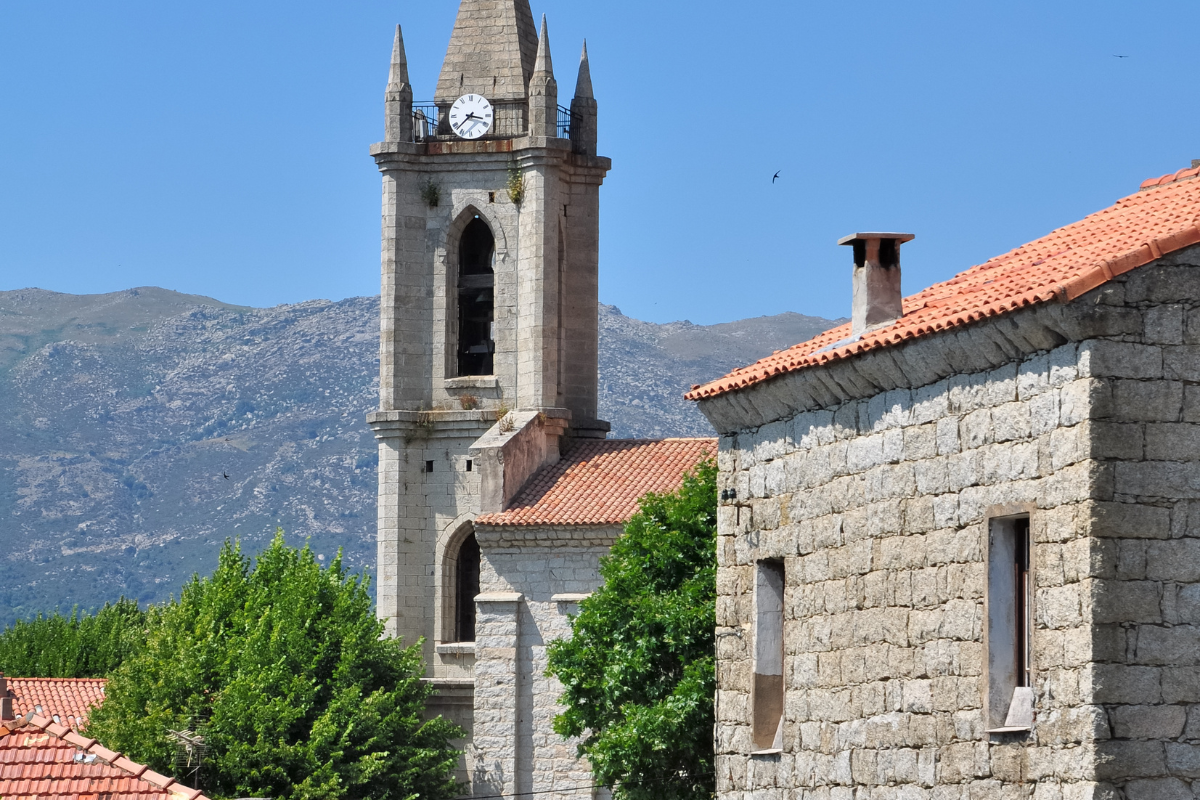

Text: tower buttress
xmin=385 ymin=26 xmax=413 ymax=142
xmin=529 ymin=16 xmax=557 ymax=138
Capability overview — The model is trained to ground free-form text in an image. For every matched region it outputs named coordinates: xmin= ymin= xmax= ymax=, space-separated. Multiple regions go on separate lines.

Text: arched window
xmin=458 ymin=218 xmax=495 ymax=376
xmin=454 ymin=532 xmax=481 ymax=642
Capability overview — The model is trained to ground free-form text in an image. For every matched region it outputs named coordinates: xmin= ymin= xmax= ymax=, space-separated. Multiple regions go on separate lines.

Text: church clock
xmin=449 ymin=94 xmax=493 ymax=139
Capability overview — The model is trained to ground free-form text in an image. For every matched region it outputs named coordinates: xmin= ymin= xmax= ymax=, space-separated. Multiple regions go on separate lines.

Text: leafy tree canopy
xmin=546 ymin=459 xmax=717 ymax=800
xmin=0 ymin=598 xmax=146 ymax=678
xmin=85 ymin=532 xmax=462 ymax=800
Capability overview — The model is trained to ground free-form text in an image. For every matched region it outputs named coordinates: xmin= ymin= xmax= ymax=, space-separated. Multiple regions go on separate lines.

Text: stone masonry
xmin=470 ymin=528 xmax=617 ymax=800
xmin=367 ymin=3 xmax=619 ymax=798
xmin=698 ymin=242 xmax=1200 ymax=797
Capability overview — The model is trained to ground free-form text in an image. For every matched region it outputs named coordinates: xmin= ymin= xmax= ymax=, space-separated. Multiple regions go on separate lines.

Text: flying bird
xmin=222 ymin=472 xmax=230 ymax=480
xmin=772 ymin=171 xmax=781 ymax=183
xmin=1113 ymin=54 xmax=1129 ymax=58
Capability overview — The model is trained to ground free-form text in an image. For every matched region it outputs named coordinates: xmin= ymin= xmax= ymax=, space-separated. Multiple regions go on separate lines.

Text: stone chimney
xmin=0 ymin=673 xmax=13 ymax=721
xmin=838 ymin=232 xmax=914 ymax=336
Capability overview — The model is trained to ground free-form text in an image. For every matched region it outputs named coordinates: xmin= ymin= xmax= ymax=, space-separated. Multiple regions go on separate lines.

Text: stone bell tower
xmin=366 ymin=0 xmax=610 ymax=791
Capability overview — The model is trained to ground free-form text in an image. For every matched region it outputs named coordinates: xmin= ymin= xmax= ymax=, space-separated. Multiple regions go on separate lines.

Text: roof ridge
xmin=1140 ymin=165 xmax=1200 ymax=191
xmin=5 ymin=681 xmax=108 ymax=686
xmin=0 ymin=713 xmax=209 ymax=800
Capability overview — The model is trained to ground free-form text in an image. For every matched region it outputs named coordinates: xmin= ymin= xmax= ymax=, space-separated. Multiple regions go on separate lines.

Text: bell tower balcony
xmin=410 ymin=101 xmax=574 ymax=142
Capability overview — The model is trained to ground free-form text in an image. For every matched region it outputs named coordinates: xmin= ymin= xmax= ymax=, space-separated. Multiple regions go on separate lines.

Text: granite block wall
xmin=709 ymin=250 xmax=1200 ymax=799
xmin=474 ymin=537 xmax=613 ymax=800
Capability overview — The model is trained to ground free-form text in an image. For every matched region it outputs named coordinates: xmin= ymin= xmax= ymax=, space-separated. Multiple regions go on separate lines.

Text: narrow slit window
xmin=752 ymin=560 xmax=785 ymax=752
xmin=454 ymin=533 xmax=481 ymax=642
xmin=987 ymin=515 xmax=1033 ymax=732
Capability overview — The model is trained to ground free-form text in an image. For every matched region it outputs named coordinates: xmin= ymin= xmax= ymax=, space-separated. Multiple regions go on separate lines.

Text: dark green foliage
xmin=86 ymin=532 xmax=463 ymax=800
xmin=0 ymin=598 xmax=146 ymax=677
xmin=546 ymin=459 xmax=717 ymax=800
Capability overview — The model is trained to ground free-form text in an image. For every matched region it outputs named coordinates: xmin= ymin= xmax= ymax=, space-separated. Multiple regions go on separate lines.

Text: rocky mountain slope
xmin=0 ymin=288 xmax=838 ymax=624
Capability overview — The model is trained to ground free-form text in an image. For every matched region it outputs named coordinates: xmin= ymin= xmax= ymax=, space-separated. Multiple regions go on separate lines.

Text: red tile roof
xmin=686 ymin=171 xmax=1200 ymax=401
xmin=4 ymin=679 xmax=106 ymax=730
xmin=475 ymin=438 xmax=716 ymax=527
xmin=0 ymin=713 xmax=208 ymax=800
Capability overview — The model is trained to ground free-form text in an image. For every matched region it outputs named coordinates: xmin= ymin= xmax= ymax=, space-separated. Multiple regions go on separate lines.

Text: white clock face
xmin=449 ymin=94 xmax=493 ymax=140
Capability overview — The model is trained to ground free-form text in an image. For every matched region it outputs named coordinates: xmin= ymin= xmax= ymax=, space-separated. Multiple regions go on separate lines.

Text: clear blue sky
xmin=1 ymin=1 xmax=1197 ymax=325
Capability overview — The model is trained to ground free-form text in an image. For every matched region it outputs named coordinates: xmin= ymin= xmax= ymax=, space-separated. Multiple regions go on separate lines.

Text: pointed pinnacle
xmin=533 ymin=14 xmax=553 ymax=77
xmin=389 ymin=24 xmax=410 ymax=87
xmin=574 ymin=40 xmax=593 ymax=99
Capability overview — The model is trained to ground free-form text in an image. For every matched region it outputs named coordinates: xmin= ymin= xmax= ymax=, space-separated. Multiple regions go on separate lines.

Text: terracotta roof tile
xmin=0 ymin=713 xmax=209 ymax=800
xmin=686 ymin=171 xmax=1200 ymax=401
xmin=475 ymin=438 xmax=716 ymax=527
xmin=4 ymin=679 xmax=106 ymax=730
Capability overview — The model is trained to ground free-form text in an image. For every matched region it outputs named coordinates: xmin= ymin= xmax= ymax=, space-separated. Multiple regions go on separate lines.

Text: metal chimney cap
xmin=837 ymin=232 xmax=915 ymax=246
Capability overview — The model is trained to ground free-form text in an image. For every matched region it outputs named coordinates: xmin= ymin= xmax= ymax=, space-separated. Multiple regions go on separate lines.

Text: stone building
xmin=688 ymin=168 xmax=1200 ymax=798
xmin=366 ymin=3 xmax=713 ymax=799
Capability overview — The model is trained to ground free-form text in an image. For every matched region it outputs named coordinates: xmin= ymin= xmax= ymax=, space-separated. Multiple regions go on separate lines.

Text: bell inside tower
xmin=457 ymin=217 xmax=496 ymax=376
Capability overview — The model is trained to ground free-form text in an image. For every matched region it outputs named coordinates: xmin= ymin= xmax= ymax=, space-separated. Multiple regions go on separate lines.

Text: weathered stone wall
xmin=707 ymin=247 xmax=1200 ymax=798
xmin=370 ymin=138 xmax=608 ymax=421
xmin=473 ymin=534 xmax=615 ymax=800
xmin=715 ymin=340 xmax=1096 ymax=797
xmin=1082 ymin=257 xmax=1200 ymax=799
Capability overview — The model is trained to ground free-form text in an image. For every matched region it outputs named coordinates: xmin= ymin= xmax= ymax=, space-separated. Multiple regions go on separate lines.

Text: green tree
xmin=86 ymin=533 xmax=462 ymax=800
xmin=546 ymin=459 xmax=717 ymax=800
xmin=0 ymin=598 xmax=146 ymax=678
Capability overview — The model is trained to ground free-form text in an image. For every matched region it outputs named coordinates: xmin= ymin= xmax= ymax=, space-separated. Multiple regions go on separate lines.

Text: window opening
xmin=752 ymin=560 xmax=785 ymax=751
xmin=457 ymin=218 xmax=495 ymax=376
xmin=454 ymin=533 xmax=481 ymax=642
xmin=465 ymin=459 xmax=473 ymax=472
xmin=425 ymin=460 xmax=434 ymax=473
xmin=987 ymin=515 xmax=1033 ymax=732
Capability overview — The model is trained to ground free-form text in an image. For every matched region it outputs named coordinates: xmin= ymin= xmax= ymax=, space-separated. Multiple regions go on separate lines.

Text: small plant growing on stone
xmin=506 ymin=161 xmax=524 ymax=205
xmin=405 ymin=408 xmax=436 ymax=443
xmin=419 ymin=179 xmax=441 ymax=208
xmin=459 ymin=394 xmax=479 ymax=410
xmin=498 ymin=412 xmax=515 ymax=433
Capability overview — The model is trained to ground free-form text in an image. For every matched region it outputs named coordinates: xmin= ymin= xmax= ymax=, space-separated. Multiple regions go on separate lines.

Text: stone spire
xmin=574 ymin=40 xmax=593 ymax=99
xmin=570 ymin=41 xmax=597 ymax=156
xmin=385 ymin=25 xmax=413 ymax=142
xmin=529 ymin=15 xmax=558 ymax=138
xmin=435 ymin=0 xmax=539 ymax=104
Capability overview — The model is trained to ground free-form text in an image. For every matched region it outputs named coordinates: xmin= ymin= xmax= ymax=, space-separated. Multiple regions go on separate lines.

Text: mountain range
xmin=0 ymin=287 xmax=839 ymax=625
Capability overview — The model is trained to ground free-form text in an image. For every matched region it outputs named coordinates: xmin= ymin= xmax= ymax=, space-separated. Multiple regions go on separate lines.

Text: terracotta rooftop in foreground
xmin=475 ymin=438 xmax=716 ymax=527
xmin=5 ymin=678 xmax=106 ymax=730
xmin=686 ymin=170 xmax=1200 ymax=401
xmin=0 ymin=712 xmax=208 ymax=800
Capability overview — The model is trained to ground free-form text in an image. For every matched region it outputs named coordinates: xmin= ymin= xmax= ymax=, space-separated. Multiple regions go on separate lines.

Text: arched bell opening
xmin=457 ymin=217 xmax=495 ymax=376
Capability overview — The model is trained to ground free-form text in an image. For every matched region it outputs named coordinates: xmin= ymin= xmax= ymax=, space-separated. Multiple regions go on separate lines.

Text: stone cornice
xmin=371 ymin=138 xmax=610 ymax=177
xmin=473 ymin=523 xmax=622 ymax=548
xmin=367 ymin=409 xmax=499 ymax=440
